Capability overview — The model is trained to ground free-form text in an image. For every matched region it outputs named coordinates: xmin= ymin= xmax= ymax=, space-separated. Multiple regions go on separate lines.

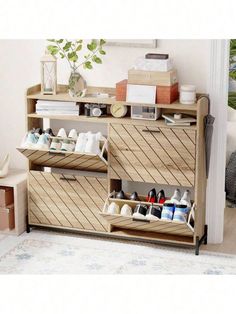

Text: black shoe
xmin=146 ymin=204 xmax=162 ymax=220
xmin=157 ymin=189 xmax=166 ymax=204
xmin=130 ymin=191 xmax=139 ymax=201
xmin=133 ymin=204 xmax=148 ymax=219
xmin=116 ymin=190 xmax=126 ymax=199
xmin=146 ymin=188 xmax=157 ymax=203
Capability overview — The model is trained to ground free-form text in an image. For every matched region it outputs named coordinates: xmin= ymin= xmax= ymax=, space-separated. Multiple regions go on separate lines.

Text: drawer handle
xmin=49 ymin=151 xmax=66 ymax=156
xmin=59 ymin=176 xmax=76 ymax=181
xmin=142 ymin=129 xmax=160 ymax=133
xmin=132 ymin=218 xmax=150 ymax=223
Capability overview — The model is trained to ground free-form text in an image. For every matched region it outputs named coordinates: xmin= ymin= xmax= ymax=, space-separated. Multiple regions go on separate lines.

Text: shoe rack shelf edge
xmin=21 ymin=84 xmax=208 ymax=254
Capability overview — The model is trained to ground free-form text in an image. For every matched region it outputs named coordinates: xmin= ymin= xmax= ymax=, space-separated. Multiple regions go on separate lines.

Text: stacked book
xmin=162 ymin=113 xmax=196 ymax=126
xmin=36 ymin=100 xmax=79 ymax=115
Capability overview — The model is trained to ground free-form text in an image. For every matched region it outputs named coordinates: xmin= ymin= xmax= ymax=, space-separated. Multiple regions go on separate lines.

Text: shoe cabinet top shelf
xmin=26 ymin=84 xmax=198 ymax=112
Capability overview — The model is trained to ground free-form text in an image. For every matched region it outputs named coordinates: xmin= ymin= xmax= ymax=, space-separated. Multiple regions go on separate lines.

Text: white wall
xmin=0 ymin=39 xmax=210 ymax=169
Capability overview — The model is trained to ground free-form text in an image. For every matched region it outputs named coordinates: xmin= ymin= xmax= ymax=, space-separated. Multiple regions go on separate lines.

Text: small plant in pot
xmin=47 ymin=39 xmax=106 ymax=97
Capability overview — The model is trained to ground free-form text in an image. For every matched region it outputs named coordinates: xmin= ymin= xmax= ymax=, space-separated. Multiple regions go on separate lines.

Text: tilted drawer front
xmin=28 ymin=171 xmax=108 ymax=232
xmin=109 ymin=123 xmax=196 ymax=187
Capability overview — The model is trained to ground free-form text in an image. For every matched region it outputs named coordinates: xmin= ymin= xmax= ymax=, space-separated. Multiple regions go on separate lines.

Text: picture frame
xmin=106 ymin=39 xmax=157 ymax=48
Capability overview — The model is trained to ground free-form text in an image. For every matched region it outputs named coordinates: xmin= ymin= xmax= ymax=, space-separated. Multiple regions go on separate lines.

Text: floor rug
xmin=0 ymin=230 xmax=236 ymax=274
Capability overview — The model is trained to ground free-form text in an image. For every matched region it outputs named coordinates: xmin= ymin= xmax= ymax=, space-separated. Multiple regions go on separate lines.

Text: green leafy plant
xmin=47 ymin=39 xmax=106 ymax=71
xmin=229 ymin=39 xmax=236 ymax=109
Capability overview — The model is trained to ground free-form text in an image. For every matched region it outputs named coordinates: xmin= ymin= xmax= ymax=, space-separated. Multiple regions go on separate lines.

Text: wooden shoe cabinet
xmin=18 ymin=84 xmax=208 ymax=254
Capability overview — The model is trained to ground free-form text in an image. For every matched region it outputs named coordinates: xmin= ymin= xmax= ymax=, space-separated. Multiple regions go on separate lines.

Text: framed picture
xmin=106 ymin=39 xmax=157 ymax=48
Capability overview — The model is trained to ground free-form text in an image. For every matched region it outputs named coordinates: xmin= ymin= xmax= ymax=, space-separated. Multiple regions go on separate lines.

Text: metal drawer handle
xmin=132 ymin=218 xmax=151 ymax=223
xmin=49 ymin=151 xmax=66 ymax=156
xmin=142 ymin=129 xmax=160 ymax=133
xmin=59 ymin=176 xmax=76 ymax=181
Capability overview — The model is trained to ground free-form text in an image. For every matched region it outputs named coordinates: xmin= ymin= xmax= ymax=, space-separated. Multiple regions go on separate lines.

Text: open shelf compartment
xmin=17 ymin=139 xmax=108 ymax=173
xmin=100 ymin=196 xmax=194 ymax=237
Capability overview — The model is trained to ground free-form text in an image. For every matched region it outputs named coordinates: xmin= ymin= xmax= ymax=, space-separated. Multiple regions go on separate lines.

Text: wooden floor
xmin=203 ymin=207 xmax=236 ymax=254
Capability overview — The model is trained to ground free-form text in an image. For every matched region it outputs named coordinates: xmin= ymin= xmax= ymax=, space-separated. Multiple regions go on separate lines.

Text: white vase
xmin=0 ymin=154 xmax=10 ymax=178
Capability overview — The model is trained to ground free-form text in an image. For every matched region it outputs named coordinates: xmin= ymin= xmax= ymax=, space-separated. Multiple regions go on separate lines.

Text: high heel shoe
xmin=0 ymin=154 xmax=10 ymax=178
xmin=146 ymin=188 xmax=157 ymax=203
xmin=157 ymin=189 xmax=166 ymax=204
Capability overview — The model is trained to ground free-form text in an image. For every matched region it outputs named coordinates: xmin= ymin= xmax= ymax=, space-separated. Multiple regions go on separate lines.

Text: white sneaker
xmin=68 ymin=129 xmax=78 ymax=140
xmin=180 ymin=190 xmax=191 ymax=209
xmin=170 ymin=189 xmax=181 ymax=205
xmin=22 ymin=132 xmax=38 ymax=148
xmin=61 ymin=139 xmax=75 ymax=152
xmin=50 ymin=139 xmax=61 ymax=151
xmin=75 ymin=133 xmax=88 ymax=153
xmin=84 ymin=132 xmax=102 ymax=155
xmin=57 ymin=128 xmax=67 ymax=138
xmin=35 ymin=134 xmax=50 ymax=150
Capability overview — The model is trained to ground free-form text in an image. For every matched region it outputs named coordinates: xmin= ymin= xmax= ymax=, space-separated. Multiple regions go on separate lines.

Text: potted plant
xmin=229 ymin=39 xmax=236 ymax=109
xmin=47 ymin=39 xmax=106 ymax=97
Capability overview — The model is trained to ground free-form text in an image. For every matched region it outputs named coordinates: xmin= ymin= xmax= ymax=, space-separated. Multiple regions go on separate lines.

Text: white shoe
xmin=50 ymin=139 xmax=61 ymax=151
xmin=57 ymin=128 xmax=67 ymax=138
xmin=0 ymin=154 xmax=10 ymax=178
xmin=84 ymin=132 xmax=102 ymax=155
xmin=61 ymin=140 xmax=75 ymax=152
xmin=75 ymin=133 xmax=88 ymax=153
xmin=21 ymin=132 xmax=38 ymax=148
xmin=180 ymin=190 xmax=191 ymax=208
xmin=107 ymin=202 xmax=120 ymax=215
xmin=35 ymin=134 xmax=50 ymax=150
xmin=68 ymin=129 xmax=78 ymax=140
xmin=170 ymin=189 xmax=181 ymax=205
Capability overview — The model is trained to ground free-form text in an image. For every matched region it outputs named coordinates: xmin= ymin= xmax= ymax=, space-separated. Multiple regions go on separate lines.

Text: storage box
xmin=0 ymin=186 xmax=14 ymax=207
xmin=116 ymin=79 xmax=127 ymax=101
xmin=0 ymin=205 xmax=15 ymax=230
xmin=128 ymin=69 xmax=178 ymax=86
xmin=156 ymin=83 xmax=179 ymax=104
xmin=134 ymin=57 xmax=173 ymax=72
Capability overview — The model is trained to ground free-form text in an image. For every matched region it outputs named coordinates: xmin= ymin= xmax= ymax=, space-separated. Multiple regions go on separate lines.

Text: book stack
xmin=162 ymin=113 xmax=197 ymax=126
xmin=36 ymin=100 xmax=79 ymax=116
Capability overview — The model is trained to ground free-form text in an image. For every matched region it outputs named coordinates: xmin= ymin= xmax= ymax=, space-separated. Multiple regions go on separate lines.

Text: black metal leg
xmin=26 ymin=215 xmax=30 ymax=233
xmin=204 ymin=225 xmax=208 ymax=245
xmin=195 ymin=236 xmax=200 ymax=255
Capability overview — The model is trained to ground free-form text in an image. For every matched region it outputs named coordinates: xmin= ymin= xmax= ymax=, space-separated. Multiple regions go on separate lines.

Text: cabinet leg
xmin=26 ymin=215 xmax=30 ymax=233
xmin=195 ymin=236 xmax=200 ymax=255
xmin=204 ymin=225 xmax=208 ymax=245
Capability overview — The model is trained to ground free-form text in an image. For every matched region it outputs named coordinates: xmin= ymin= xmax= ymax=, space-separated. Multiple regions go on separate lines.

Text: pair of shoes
xmin=115 ymin=190 xmax=139 ymax=201
xmin=107 ymin=202 xmax=133 ymax=216
xmin=50 ymin=128 xmax=77 ymax=152
xmin=75 ymin=132 xmax=102 ymax=155
xmin=21 ymin=128 xmax=53 ymax=149
xmin=169 ymin=189 xmax=191 ymax=208
xmin=57 ymin=128 xmax=77 ymax=140
xmin=161 ymin=202 xmax=190 ymax=223
xmin=146 ymin=188 xmax=166 ymax=204
xmin=133 ymin=203 xmax=162 ymax=221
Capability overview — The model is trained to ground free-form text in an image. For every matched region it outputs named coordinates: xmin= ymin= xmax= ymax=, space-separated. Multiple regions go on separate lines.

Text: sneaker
xmin=107 ymin=202 xmax=120 ymax=215
xmin=120 ymin=204 xmax=132 ymax=216
xmin=45 ymin=128 xmax=55 ymax=137
xmin=170 ymin=189 xmax=181 ymax=204
xmin=34 ymin=128 xmax=43 ymax=138
xmin=57 ymin=128 xmax=67 ymax=138
xmin=116 ymin=190 xmax=126 ymax=200
xmin=146 ymin=188 xmax=157 ymax=203
xmin=146 ymin=204 xmax=162 ymax=220
xmin=68 ymin=129 xmax=78 ymax=140
xmin=180 ymin=190 xmax=191 ymax=209
xmin=157 ymin=189 xmax=166 ymax=204
xmin=22 ymin=131 xmax=38 ymax=148
xmin=84 ymin=132 xmax=102 ymax=155
xmin=50 ymin=138 xmax=61 ymax=151
xmin=133 ymin=204 xmax=148 ymax=219
xmin=161 ymin=202 xmax=175 ymax=220
xmin=35 ymin=134 xmax=50 ymax=150
xmin=61 ymin=139 xmax=75 ymax=152
xmin=173 ymin=204 xmax=189 ymax=223
xmin=130 ymin=191 xmax=139 ymax=201
xmin=75 ymin=133 xmax=88 ymax=153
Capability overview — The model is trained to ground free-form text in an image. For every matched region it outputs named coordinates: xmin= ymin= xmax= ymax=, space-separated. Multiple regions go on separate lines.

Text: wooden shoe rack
xmin=18 ymin=84 xmax=208 ymax=254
